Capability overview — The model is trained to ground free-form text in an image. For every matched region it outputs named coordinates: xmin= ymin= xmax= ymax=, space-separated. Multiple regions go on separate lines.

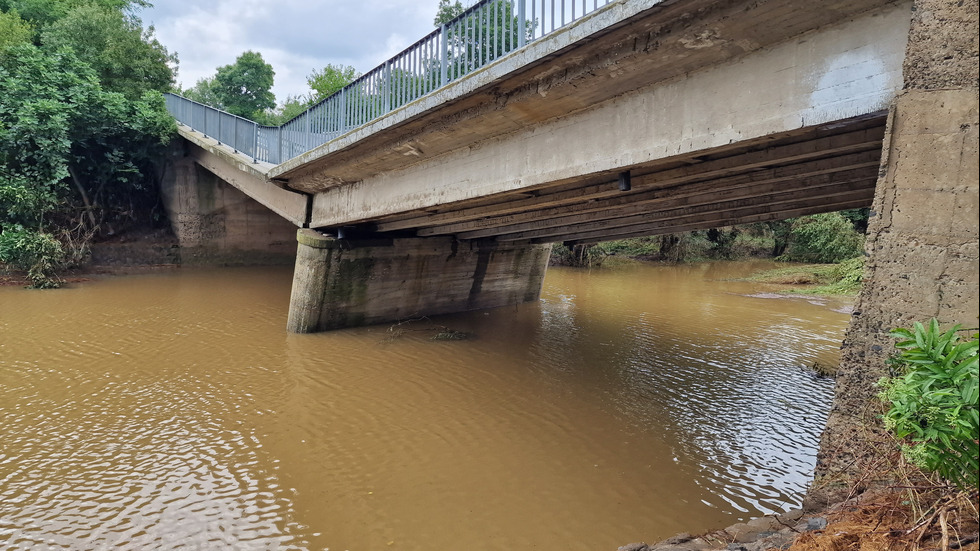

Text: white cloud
xmin=140 ymin=0 xmax=441 ymax=101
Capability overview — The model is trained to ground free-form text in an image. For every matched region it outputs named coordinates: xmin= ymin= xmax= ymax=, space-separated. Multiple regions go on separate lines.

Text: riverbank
xmin=623 ymin=483 xmax=979 ymax=551
xmin=0 ymin=228 xmax=180 ymax=287
xmin=618 ymin=480 xmax=980 ymax=551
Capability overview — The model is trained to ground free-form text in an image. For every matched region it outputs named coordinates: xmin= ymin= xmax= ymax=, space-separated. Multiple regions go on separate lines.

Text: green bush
xmin=0 ymin=226 xmax=65 ymax=288
xmin=879 ymin=319 xmax=979 ymax=489
xmin=782 ymin=212 xmax=864 ymax=263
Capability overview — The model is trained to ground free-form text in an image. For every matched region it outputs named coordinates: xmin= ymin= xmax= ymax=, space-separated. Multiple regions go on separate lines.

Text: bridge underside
xmin=363 ymin=115 xmax=884 ymax=244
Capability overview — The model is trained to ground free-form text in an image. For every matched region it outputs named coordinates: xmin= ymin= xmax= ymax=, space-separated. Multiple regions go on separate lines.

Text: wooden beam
xmin=537 ymin=192 xmax=875 ymax=244
xmin=374 ymin=126 xmax=883 ymax=232
xmin=493 ymin=179 xmax=875 ymax=241
xmin=452 ymin=165 xmax=878 ymax=239
xmin=417 ymin=151 xmax=880 ymax=236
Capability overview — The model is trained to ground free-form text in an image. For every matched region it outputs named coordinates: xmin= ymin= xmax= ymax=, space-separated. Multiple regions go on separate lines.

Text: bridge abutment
xmin=810 ymin=0 xmax=979 ymax=507
xmin=286 ymin=229 xmax=552 ymax=333
xmin=161 ymin=155 xmax=298 ymax=265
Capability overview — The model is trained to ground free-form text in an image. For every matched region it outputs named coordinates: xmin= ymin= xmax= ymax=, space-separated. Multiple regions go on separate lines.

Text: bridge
xmin=163 ymin=0 xmax=976 ymax=343
xmin=163 ymin=0 xmax=977 ymax=505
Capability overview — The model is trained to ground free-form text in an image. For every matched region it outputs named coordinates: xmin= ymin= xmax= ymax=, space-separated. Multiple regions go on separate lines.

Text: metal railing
xmin=166 ymin=0 xmax=614 ymax=165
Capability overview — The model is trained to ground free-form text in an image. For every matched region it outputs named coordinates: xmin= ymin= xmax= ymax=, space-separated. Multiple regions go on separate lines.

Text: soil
xmin=1 ymin=227 xmax=180 ymax=288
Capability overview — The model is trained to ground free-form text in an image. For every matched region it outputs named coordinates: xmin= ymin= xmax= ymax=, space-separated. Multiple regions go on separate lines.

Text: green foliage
xmin=879 ymin=320 xmax=980 ymax=490
xmin=434 ymin=0 xmax=464 ymax=25
xmin=1 ymin=0 xmax=148 ymax=35
xmin=600 ymin=237 xmax=660 ymax=258
xmin=0 ymin=169 xmax=61 ymax=227
xmin=0 ymin=9 xmax=33 ymax=52
xmin=440 ymin=0 xmax=534 ymax=76
xmin=41 ymin=4 xmax=176 ymax=99
xmin=839 ymin=207 xmax=870 ymax=233
xmin=0 ymin=44 xmax=94 ymax=184
xmin=550 ymin=243 xmax=605 ymax=267
xmin=307 ymin=64 xmax=360 ymax=103
xmin=252 ymin=94 xmax=308 ymax=126
xmin=0 ymin=226 xmax=65 ymax=287
xmin=782 ymin=212 xmax=864 ymax=264
xmin=822 ymin=256 xmax=865 ymax=294
xmin=0 ymin=44 xmax=174 ymax=225
xmin=214 ymin=50 xmax=276 ymax=118
xmin=0 ymin=40 xmax=174 ymax=284
xmin=182 ymin=76 xmax=223 ymax=109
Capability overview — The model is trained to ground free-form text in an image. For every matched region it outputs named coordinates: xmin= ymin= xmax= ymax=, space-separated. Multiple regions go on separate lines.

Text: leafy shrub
xmin=820 ymin=256 xmax=865 ymax=294
xmin=0 ymin=226 xmax=65 ymax=288
xmin=782 ymin=212 xmax=864 ymax=263
xmin=879 ymin=320 xmax=979 ymax=489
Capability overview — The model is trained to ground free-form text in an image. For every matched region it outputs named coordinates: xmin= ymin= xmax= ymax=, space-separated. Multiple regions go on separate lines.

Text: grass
xmin=744 ymin=257 xmax=865 ymax=295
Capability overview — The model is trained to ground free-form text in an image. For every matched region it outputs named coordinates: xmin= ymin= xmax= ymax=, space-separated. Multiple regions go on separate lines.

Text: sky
xmin=138 ymin=0 xmax=453 ymax=102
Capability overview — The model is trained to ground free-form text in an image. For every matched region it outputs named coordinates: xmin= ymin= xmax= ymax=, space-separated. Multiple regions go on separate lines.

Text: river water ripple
xmin=0 ymin=261 xmax=848 ymax=550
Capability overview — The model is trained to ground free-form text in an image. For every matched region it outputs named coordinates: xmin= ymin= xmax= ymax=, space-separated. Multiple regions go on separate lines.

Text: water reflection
xmin=0 ymin=262 xmax=846 ymax=549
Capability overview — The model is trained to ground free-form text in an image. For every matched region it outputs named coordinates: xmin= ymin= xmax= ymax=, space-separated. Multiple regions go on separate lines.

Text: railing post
xmin=339 ymin=88 xmax=347 ymax=132
xmin=383 ymin=61 xmax=391 ymax=114
xmin=440 ymin=23 xmax=449 ymax=86
xmin=304 ymin=110 xmax=310 ymax=151
xmin=277 ymin=126 xmax=283 ymax=164
xmin=518 ymin=0 xmax=527 ymax=47
xmin=233 ymin=116 xmax=239 ymax=153
xmin=253 ymin=121 xmax=259 ymax=163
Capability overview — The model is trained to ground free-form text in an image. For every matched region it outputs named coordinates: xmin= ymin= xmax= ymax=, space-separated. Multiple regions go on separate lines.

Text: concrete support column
xmin=810 ymin=0 xmax=978 ymax=506
xmin=286 ymin=229 xmax=552 ymax=333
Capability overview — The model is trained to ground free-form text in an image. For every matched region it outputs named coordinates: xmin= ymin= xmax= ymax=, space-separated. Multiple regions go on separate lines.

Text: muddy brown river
xmin=0 ymin=260 xmax=851 ymax=550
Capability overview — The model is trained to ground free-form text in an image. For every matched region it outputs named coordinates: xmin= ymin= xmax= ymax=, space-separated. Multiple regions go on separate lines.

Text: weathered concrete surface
xmin=303 ymin=3 xmax=910 ymax=232
xmin=177 ymin=135 xmax=309 ymax=227
xmin=286 ymin=230 xmax=551 ymax=333
xmin=160 ymin=155 xmax=299 ymax=265
xmin=810 ymin=0 xmax=979 ymax=506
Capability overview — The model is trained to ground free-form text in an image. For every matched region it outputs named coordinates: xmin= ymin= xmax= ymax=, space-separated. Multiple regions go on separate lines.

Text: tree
xmin=252 ymin=94 xmax=309 ymax=126
xmin=434 ymin=0 xmax=465 ymax=26
xmin=435 ymin=0 xmax=534 ymax=78
xmin=0 ymin=0 xmax=148 ymax=32
xmin=307 ymin=64 xmax=360 ymax=103
xmin=214 ymin=50 xmax=276 ymax=118
xmin=41 ymin=4 xmax=175 ymax=100
xmin=0 ymin=43 xmax=174 ymax=286
xmin=182 ymin=76 xmax=223 ymax=109
xmin=782 ymin=212 xmax=864 ymax=263
xmin=0 ymin=10 xmax=33 ymax=52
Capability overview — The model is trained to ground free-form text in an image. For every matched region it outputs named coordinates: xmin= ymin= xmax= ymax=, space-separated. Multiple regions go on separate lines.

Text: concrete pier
xmin=286 ymin=229 xmax=552 ymax=333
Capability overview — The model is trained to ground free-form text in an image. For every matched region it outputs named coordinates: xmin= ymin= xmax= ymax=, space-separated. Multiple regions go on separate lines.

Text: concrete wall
xmin=287 ymin=230 xmax=552 ymax=332
xmin=160 ymin=156 xmax=299 ymax=265
xmin=810 ymin=0 xmax=979 ymax=506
